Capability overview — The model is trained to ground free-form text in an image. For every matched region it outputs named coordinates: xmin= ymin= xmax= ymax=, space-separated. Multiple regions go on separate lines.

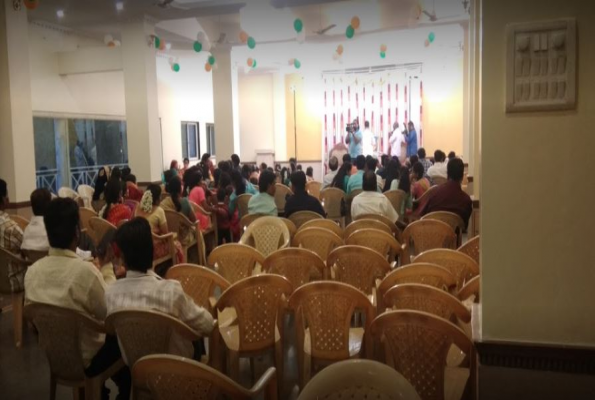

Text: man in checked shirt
xmin=0 ymin=179 xmax=25 ymax=293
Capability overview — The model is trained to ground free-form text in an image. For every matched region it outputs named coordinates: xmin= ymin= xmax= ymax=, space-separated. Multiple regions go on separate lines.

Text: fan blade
xmin=315 ymin=24 xmax=337 ymax=35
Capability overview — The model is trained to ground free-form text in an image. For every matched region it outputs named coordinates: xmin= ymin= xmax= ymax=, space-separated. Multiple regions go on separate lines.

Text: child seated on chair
xmin=215 ymin=188 xmax=233 ymax=245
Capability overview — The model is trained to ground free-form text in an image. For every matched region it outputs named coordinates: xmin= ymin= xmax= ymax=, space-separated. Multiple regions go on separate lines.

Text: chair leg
xmin=84 ymin=377 xmax=103 ymax=400
xmin=72 ymin=387 xmax=84 ymax=400
xmin=274 ymin=341 xmax=284 ymax=398
xmin=49 ymin=374 xmax=57 ymax=400
xmin=266 ymin=371 xmax=278 ymax=400
xmin=12 ymin=292 xmax=23 ymax=348
xmin=228 ymin=350 xmax=240 ymax=382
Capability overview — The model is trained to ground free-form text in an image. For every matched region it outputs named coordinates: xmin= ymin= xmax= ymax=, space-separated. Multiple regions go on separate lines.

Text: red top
xmin=126 ymin=182 xmax=143 ymax=202
xmin=105 ymin=204 xmax=132 ymax=227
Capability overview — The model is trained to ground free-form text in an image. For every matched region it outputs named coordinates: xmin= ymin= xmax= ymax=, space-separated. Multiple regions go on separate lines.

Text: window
xmin=206 ymin=123 xmax=216 ymax=155
xmin=181 ymin=122 xmax=199 ymax=160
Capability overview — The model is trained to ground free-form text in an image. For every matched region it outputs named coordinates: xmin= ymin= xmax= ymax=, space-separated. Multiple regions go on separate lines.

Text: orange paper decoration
xmin=239 ymin=31 xmax=249 ymax=44
xmin=337 ymin=44 xmax=344 ymax=55
xmin=205 ymin=63 xmax=212 ymax=72
xmin=24 ymin=0 xmax=39 ymax=10
xmin=380 ymin=44 xmax=387 ymax=52
xmin=108 ymin=41 xmax=116 ymax=48
xmin=247 ymin=58 xmax=254 ymax=67
xmin=351 ymin=16 xmax=361 ymax=29
xmin=159 ymin=41 xmax=166 ymax=50
xmin=424 ymin=39 xmax=430 ymax=47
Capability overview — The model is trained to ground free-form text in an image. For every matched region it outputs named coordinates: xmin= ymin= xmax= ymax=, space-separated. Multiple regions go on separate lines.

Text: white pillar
xmin=121 ymin=18 xmax=162 ymax=183
xmin=273 ymin=71 xmax=287 ymax=162
xmin=0 ymin=0 xmax=35 ymax=202
xmin=211 ymin=45 xmax=240 ymax=160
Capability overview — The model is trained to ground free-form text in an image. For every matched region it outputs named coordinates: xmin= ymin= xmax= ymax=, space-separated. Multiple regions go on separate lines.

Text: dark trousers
xmin=85 ymin=335 xmax=131 ymax=400
xmin=218 ymin=228 xmax=232 ymax=245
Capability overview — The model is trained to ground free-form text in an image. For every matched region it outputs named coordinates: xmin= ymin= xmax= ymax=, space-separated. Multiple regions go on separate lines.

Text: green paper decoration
xmin=429 ymin=32 xmax=436 ymax=43
xmin=193 ymin=41 xmax=202 ymax=53
xmin=208 ymin=55 xmax=216 ymax=65
xmin=294 ymin=18 xmax=303 ymax=33
xmin=346 ymin=25 xmax=355 ymax=39
xmin=154 ymin=36 xmax=161 ymax=49
xmin=252 ymin=60 xmax=257 ymax=68
xmin=380 ymin=51 xmax=386 ymax=59
xmin=173 ymin=63 xmax=180 ymax=72
xmin=247 ymin=37 xmax=256 ymax=49
xmin=294 ymin=59 xmax=301 ymax=69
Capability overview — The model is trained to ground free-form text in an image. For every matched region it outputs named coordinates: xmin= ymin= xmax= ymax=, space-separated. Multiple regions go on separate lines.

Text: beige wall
xmin=238 ymin=73 xmax=275 ymax=162
xmin=481 ymin=0 xmax=595 ymax=346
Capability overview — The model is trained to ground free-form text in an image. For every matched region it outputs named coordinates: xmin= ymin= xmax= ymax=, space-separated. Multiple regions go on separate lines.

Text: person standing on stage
xmin=404 ymin=121 xmax=418 ymax=158
xmin=362 ymin=121 xmax=375 ymax=157
xmin=388 ymin=122 xmax=401 ymax=157
xmin=345 ymin=119 xmax=362 ymax=162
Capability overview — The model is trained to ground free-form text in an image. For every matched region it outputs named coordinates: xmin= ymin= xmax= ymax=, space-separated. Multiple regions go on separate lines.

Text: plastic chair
xmin=25 ymin=303 xmax=124 ymax=400
xmin=79 ymin=207 xmax=98 ymax=233
xmin=214 ymin=275 xmax=293 ymax=383
xmin=288 ymin=281 xmax=376 ymax=388
xmin=0 ymin=248 xmax=30 ymax=347
xmin=77 ymin=184 xmax=95 ymax=209
xmin=319 ymin=187 xmax=346 ymax=227
xmin=87 ymin=217 xmax=117 ymax=249
xmin=288 ymin=210 xmax=324 ymax=230
xmin=298 ymin=219 xmax=343 ymax=238
xmin=458 ymin=275 xmax=480 ymax=303
xmin=9 ymin=215 xmax=29 ymax=231
xmin=297 ymin=359 xmax=421 ymax=400
xmin=239 ymin=216 xmax=290 ymax=257
xmin=305 ymin=181 xmax=322 ymax=199
xmin=274 ymin=184 xmax=292 ymax=215
xmin=279 ymin=217 xmax=297 ymax=240
xmin=421 ymin=211 xmax=466 ymax=247
xmin=432 ymin=176 xmax=448 ymax=186
xmin=344 ymin=219 xmax=392 ymax=239
xmin=190 ymin=201 xmax=218 ymax=250
xmin=22 ymin=249 xmax=48 ymax=263
xmin=164 ymin=210 xmax=205 ymax=265
xmin=370 ymin=310 xmax=473 ymax=400
xmin=132 ymin=354 xmax=278 ymax=400
xmin=239 ymin=213 xmax=265 ymax=235
xmin=263 ymin=248 xmax=326 ymax=288
xmin=345 ymin=228 xmax=402 ymax=263
xmin=58 ymin=186 xmax=78 ymax=199
xmin=237 ymin=193 xmax=253 ymax=219
xmin=345 ymin=189 xmax=363 ymax=223
xmin=151 ymin=232 xmax=176 ymax=271
xmin=353 ymin=213 xmax=401 ymax=239
xmin=293 ymin=227 xmax=343 ymax=262
xmin=414 ymin=249 xmax=480 ymax=291
xmin=402 ymin=220 xmax=457 ymax=265
xmin=165 ymin=264 xmax=230 ymax=314
xmin=383 ymin=189 xmax=408 ymax=221
xmin=208 ymin=243 xmax=265 ymax=284
xmin=458 ymin=236 xmax=479 ymax=265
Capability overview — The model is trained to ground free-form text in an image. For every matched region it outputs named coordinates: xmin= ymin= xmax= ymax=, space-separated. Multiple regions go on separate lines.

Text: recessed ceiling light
xmin=56 ymin=9 xmax=64 ymax=18
xmin=116 ymin=2 xmax=124 ymax=11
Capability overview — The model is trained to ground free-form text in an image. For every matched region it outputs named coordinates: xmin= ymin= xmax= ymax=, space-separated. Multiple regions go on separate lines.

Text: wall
xmin=238 ymin=72 xmax=275 ymax=161
xmin=481 ymin=0 xmax=595 ymax=346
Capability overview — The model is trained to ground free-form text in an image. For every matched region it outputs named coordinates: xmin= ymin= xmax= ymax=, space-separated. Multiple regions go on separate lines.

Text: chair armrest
xmin=249 ymin=367 xmax=278 ymax=397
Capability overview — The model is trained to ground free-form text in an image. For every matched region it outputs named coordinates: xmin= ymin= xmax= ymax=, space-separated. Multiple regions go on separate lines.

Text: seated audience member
xmin=199 ymin=153 xmax=213 ymax=182
xmin=323 ymin=156 xmax=339 ymax=189
xmin=420 ymin=158 xmax=473 ymax=227
xmin=330 ymin=162 xmax=352 ymax=192
xmin=351 ymin=171 xmax=399 ymax=223
xmin=448 ymin=151 xmax=456 ymax=161
xmin=218 ymin=160 xmax=232 ymax=175
xmin=408 ymin=155 xmax=419 ymax=169
xmin=305 ymin=167 xmax=315 ymax=182
xmin=161 ymin=176 xmax=196 ymax=223
xmin=296 ymin=164 xmax=303 ymax=172
xmin=411 ymin=162 xmax=431 ymax=199
xmin=382 ymin=159 xmax=401 ymax=193
xmin=280 ymin=167 xmax=291 ymax=187
xmin=247 ymin=170 xmax=277 ymax=216
xmin=92 ymin=167 xmax=109 ymax=201
xmin=22 ymin=188 xmax=52 ymax=252
xmin=398 ymin=166 xmax=414 ymax=216
xmin=428 ymin=150 xmax=448 ymax=180
xmin=100 ymin=179 xmax=133 ymax=227
xmin=231 ymin=154 xmax=241 ymax=172
xmin=284 ymin=171 xmax=326 ymax=218
xmin=215 ymin=188 xmax=232 ymax=245
xmin=106 ymin=218 xmax=214 ymax=361
xmin=25 ymin=198 xmax=129 ymax=398
xmin=377 ymin=154 xmax=390 ymax=179
xmin=180 ymin=157 xmax=190 ymax=177
xmin=365 ymin=156 xmax=383 ymax=192
xmin=0 ymin=179 xmax=25 ymax=292
xmin=417 ymin=148 xmax=433 ymax=175
xmin=229 ymin=170 xmax=258 ymax=215
xmin=260 ymin=162 xmax=268 ymax=172
xmin=123 ymin=173 xmax=143 ymax=202
xmin=241 ymin=164 xmax=252 ymax=181
xmin=343 ymin=153 xmax=357 ymax=175
xmin=185 ymin=168 xmax=216 ymax=231
xmin=346 ymin=155 xmax=366 ymax=194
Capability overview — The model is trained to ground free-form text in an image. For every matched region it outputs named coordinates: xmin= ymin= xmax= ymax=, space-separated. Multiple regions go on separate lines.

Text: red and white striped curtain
xmin=322 ymin=66 xmax=423 ymax=167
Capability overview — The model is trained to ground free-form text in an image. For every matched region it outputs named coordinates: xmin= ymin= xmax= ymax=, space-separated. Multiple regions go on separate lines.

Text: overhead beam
xmin=57 ymin=47 xmax=123 ymax=76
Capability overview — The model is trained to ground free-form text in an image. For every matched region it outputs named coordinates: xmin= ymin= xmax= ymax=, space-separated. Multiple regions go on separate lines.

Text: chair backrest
xmin=236 ymin=194 xmax=253 ymax=219
xmin=414 ymin=249 xmax=480 ymax=291
xmin=189 ymin=201 xmax=214 ymax=231
xmin=327 ymin=245 xmax=391 ymax=296
xmin=216 ymin=275 xmax=293 ymax=353
xmin=319 ymin=188 xmax=345 ymax=219
xmin=9 ymin=215 xmax=29 ymax=231
xmin=431 ymin=176 xmax=447 ymax=186
xmin=288 ymin=210 xmax=324 ymax=230
xmin=0 ymin=247 xmax=30 ymax=294
xmin=22 ymin=249 xmax=48 ymax=263
xmin=352 ymin=213 xmax=400 ymax=238
xmin=133 ymin=354 xmax=278 ymax=400
xmin=279 ymin=217 xmax=297 ymax=240
xmin=345 ymin=228 xmax=402 ymax=262
xmin=298 ymin=359 xmax=421 ymax=400
xmin=415 ymin=184 xmax=438 ymax=203
xmin=402 ymin=220 xmax=456 ymax=264
xmin=165 ymin=264 xmax=230 ymax=312
xmin=421 ymin=211 xmax=465 ymax=243
xmin=383 ymin=284 xmax=471 ymax=323
xmin=370 ymin=310 xmax=472 ymax=400
xmin=293 ymin=227 xmax=343 ymax=261
xmin=79 ymin=207 xmax=98 ymax=232
xmin=208 ymin=243 xmax=265 ymax=284
xmin=164 ymin=210 xmax=201 ymax=262
xmin=458 ymin=235 xmax=479 ymax=265
xmin=92 ymin=199 xmax=106 ymax=213
xmin=239 ymin=216 xmax=290 ymax=257
xmin=383 ymin=189 xmax=407 ymax=217
xmin=458 ymin=275 xmax=480 ymax=303
xmin=77 ymin=184 xmax=95 ymax=207
xmin=289 ymin=281 xmax=375 ymax=361
xmin=274 ymin=184 xmax=292 ymax=215
xmin=239 ymin=213 xmax=265 ymax=234
xmin=344 ymin=219 xmax=392 ymax=239
xmin=263 ymin=248 xmax=326 ymax=289
xmin=299 ymin=219 xmax=343 ymax=238
xmin=58 ymin=186 xmax=78 ymax=199
xmin=105 ymin=309 xmax=201 ymax=367
xmin=88 ymin=217 xmax=117 ymax=248
xmin=306 ymin=181 xmax=322 ymax=199
xmin=24 ymin=303 xmax=103 ymax=382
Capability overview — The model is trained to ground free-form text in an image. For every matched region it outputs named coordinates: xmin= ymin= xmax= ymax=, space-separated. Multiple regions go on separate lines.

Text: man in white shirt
xmin=105 ymin=217 xmax=214 ymax=362
xmin=25 ymin=198 xmax=129 ymax=399
xmin=388 ymin=122 xmax=401 ymax=157
xmin=427 ymin=149 xmax=448 ymax=179
xmin=21 ymin=188 xmax=51 ymax=252
xmin=323 ymin=156 xmax=339 ymax=189
xmin=362 ymin=121 xmax=376 ymax=157
xmin=351 ymin=171 xmax=399 ymax=223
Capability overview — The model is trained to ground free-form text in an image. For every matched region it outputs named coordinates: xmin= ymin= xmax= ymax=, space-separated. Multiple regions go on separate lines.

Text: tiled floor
xmin=0 ymin=307 xmax=300 ymax=400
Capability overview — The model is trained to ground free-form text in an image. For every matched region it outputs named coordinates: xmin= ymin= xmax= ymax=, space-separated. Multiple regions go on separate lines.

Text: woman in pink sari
xmin=184 ymin=167 xmax=218 ymax=231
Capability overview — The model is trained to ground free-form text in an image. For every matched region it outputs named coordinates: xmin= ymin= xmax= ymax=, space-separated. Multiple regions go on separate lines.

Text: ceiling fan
xmin=422 ymin=0 xmax=464 ymax=22
xmin=314 ymin=24 xmax=336 ymax=35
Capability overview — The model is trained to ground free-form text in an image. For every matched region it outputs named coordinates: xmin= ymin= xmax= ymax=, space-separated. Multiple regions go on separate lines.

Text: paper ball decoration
xmin=294 ymin=18 xmax=304 ymax=33
xmin=24 ymin=0 xmax=39 ymax=10
xmin=205 ymin=63 xmax=212 ymax=72
xmin=154 ymin=36 xmax=161 ymax=49
xmin=380 ymin=44 xmax=387 ymax=52
xmin=247 ymin=58 xmax=254 ymax=67
xmin=346 ymin=25 xmax=355 ymax=39
xmin=208 ymin=55 xmax=216 ymax=65
xmin=351 ymin=16 xmax=361 ymax=30
xmin=424 ymin=39 xmax=430 ymax=47
xmin=108 ymin=41 xmax=116 ymax=48
xmin=294 ymin=59 xmax=301 ymax=69
xmin=429 ymin=32 xmax=436 ymax=43
xmin=337 ymin=44 xmax=344 ymax=55
xmin=252 ymin=60 xmax=257 ymax=68
xmin=193 ymin=41 xmax=203 ymax=52
xmin=380 ymin=51 xmax=386 ymax=59
xmin=172 ymin=63 xmax=180 ymax=72
xmin=247 ymin=37 xmax=256 ymax=49
xmin=159 ymin=40 xmax=166 ymax=50
xmin=239 ymin=31 xmax=249 ymax=44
